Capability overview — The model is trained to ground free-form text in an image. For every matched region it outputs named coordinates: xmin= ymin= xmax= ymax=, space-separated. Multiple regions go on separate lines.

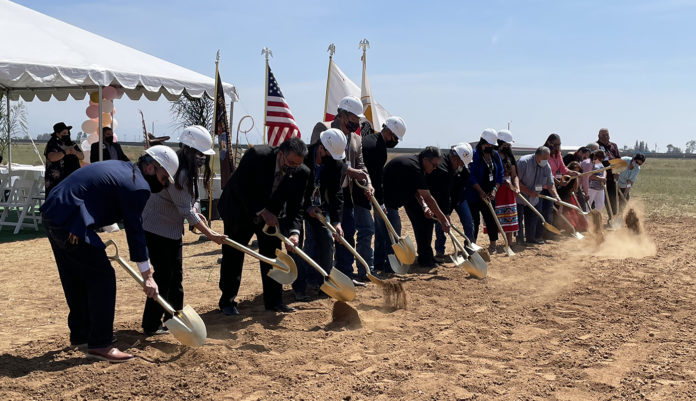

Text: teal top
xmin=617 ymin=156 xmax=641 ymax=189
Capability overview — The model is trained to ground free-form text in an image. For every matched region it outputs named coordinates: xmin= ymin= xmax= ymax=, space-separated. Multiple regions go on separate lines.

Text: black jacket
xmin=303 ymin=142 xmax=345 ymax=224
xmin=90 ymin=141 xmax=129 ymax=163
xmin=361 ymin=132 xmax=387 ymax=205
xmin=218 ymin=145 xmax=309 ymax=235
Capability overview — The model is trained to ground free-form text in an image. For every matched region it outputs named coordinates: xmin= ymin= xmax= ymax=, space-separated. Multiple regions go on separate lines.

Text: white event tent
xmin=0 ymin=0 xmax=238 ymax=171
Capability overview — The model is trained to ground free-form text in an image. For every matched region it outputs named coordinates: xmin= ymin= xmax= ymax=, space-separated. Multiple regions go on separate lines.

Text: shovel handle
xmin=104 ymin=240 xmax=177 ymax=316
xmin=222 ymin=237 xmax=276 ymax=266
xmin=316 ymin=213 xmax=373 ymax=276
xmin=537 ymin=194 xmax=588 ymax=215
xmin=354 ymin=179 xmax=401 ymax=242
xmin=516 ymin=191 xmax=547 ymax=222
xmin=602 ymin=183 xmax=615 ymax=220
xmin=262 ymin=224 xmax=329 ymax=278
xmin=483 ymin=199 xmax=512 ymax=251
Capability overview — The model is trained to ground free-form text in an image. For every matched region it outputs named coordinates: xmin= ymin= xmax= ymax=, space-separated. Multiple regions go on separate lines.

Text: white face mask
xmin=538 ymin=159 xmax=548 ymax=168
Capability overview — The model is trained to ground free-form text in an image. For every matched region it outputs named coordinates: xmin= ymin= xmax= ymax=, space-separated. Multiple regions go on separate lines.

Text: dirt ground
xmin=1 ymin=206 xmax=696 ymax=400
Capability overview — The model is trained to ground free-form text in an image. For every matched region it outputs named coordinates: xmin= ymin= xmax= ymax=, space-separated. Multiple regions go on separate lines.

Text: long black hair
xmin=173 ymin=145 xmax=211 ymax=198
xmin=496 ymin=139 xmax=517 ymax=168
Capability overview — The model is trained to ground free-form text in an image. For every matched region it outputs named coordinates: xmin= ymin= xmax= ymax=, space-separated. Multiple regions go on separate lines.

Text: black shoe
xmin=144 ymin=325 xmax=169 ymax=336
xmin=221 ymin=305 xmax=240 ymax=316
xmin=526 ymin=239 xmax=545 ymax=245
xmin=294 ymin=291 xmax=312 ymax=302
xmin=267 ymin=304 xmax=295 ymax=313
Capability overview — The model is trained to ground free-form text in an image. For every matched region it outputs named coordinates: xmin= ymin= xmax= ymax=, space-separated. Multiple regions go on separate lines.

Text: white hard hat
xmin=178 ymin=125 xmax=215 ymax=155
xmin=480 ymin=128 xmax=498 ymax=145
xmin=319 ymin=128 xmax=347 ymax=160
xmin=384 ymin=116 xmax=407 ymax=139
xmin=452 ymin=142 xmax=473 ymax=165
xmin=338 ymin=96 xmax=365 ymax=118
xmin=144 ymin=145 xmax=179 ymax=183
xmin=497 ymin=129 xmax=514 ymax=144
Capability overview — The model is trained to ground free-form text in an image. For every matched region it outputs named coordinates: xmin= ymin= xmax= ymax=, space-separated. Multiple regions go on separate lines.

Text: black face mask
xmin=483 ymin=147 xmax=493 ymax=154
xmin=282 ymin=165 xmax=298 ymax=175
xmin=105 ymin=136 xmax=114 ymax=144
xmin=385 ymin=138 xmax=399 ymax=148
xmin=322 ymin=155 xmax=334 ymax=165
xmin=144 ymin=173 xmax=164 ymax=193
xmin=61 ymin=135 xmax=72 ymax=145
xmin=345 ymin=121 xmax=360 ymax=133
xmin=195 ymin=156 xmax=206 ymax=168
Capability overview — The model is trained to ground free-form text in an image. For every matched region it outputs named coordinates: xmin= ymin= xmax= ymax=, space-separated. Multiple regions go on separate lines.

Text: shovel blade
xmin=164 ymin=305 xmax=207 ymax=347
xmin=319 ymin=268 xmax=356 ymax=302
xmin=392 ymin=236 xmax=416 ymax=265
xmin=573 ymin=231 xmax=585 ymax=240
xmin=544 ymin=222 xmax=563 ymax=235
xmin=388 ymin=254 xmax=410 ymax=274
xmin=265 ymin=249 xmax=298 ymax=285
xmin=465 ymin=252 xmax=488 ymax=279
xmin=449 ymin=253 xmax=467 ymax=267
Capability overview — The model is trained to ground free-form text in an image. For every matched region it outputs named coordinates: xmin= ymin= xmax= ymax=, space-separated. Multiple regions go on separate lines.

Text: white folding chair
xmin=0 ymin=171 xmax=42 ymax=234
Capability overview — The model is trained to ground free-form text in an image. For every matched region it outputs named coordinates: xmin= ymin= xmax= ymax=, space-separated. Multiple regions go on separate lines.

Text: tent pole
xmin=98 ymin=86 xmax=103 ymax=161
xmin=6 ymin=92 xmax=11 ymax=174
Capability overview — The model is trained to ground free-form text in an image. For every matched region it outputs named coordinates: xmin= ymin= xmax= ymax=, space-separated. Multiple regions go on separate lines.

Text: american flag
xmin=265 ymin=65 xmax=301 ymax=146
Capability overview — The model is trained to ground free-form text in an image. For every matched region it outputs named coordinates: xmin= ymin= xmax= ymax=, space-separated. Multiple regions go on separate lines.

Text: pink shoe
xmin=87 ymin=347 xmax=134 ymax=363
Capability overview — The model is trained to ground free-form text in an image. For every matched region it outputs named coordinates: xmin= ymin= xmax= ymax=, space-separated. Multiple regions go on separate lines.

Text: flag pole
xmin=262 ymin=47 xmax=272 ymax=145
xmin=359 ymin=39 xmax=370 ymax=126
xmin=322 ymin=43 xmax=336 ymax=121
xmin=208 ymin=50 xmax=220 ymax=226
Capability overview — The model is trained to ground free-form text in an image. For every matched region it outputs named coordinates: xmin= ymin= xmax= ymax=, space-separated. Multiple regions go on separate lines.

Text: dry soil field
xmin=1 ymin=195 xmax=696 ymax=400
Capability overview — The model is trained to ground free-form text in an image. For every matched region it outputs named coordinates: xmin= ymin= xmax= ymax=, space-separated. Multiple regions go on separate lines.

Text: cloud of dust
xmin=574 ymin=199 xmax=657 ymax=259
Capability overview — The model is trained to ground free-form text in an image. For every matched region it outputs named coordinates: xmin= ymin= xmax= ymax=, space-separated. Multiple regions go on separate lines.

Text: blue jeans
xmin=292 ymin=220 xmax=333 ymax=294
xmin=373 ymin=207 xmax=401 ymax=272
xmin=454 ymin=200 xmax=475 ymax=242
xmin=335 ymin=205 xmax=374 ymax=278
xmin=434 ymin=217 xmax=450 ymax=255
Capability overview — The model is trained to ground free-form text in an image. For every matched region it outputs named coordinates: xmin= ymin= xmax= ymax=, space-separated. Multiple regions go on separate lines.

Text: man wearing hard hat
xmin=40 ymin=145 xmax=179 ymax=363
xmin=310 ymin=96 xmax=372 ymax=284
xmin=293 ymin=128 xmax=347 ymax=301
xmin=427 ymin=143 xmax=473 ymax=263
xmin=217 ymin=137 xmax=310 ymax=315
xmin=363 ymin=116 xmax=407 ymax=273
xmin=382 ymin=147 xmax=451 ymax=268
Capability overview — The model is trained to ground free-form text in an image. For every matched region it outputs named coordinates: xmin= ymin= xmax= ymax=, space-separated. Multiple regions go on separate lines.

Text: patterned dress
xmin=486 ymin=154 xmax=518 ymax=233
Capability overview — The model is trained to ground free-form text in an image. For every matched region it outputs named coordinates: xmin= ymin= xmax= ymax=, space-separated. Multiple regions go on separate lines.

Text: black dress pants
xmin=403 ymin=197 xmax=435 ymax=265
xmin=470 ymin=198 xmax=499 ymax=243
xmin=142 ymin=231 xmax=183 ymax=332
xmin=44 ymin=219 xmax=116 ymax=349
xmin=220 ymin=216 xmax=283 ymax=310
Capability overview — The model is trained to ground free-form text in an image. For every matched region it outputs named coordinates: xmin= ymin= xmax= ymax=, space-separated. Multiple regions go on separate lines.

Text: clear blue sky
xmin=14 ymin=0 xmax=696 ymax=152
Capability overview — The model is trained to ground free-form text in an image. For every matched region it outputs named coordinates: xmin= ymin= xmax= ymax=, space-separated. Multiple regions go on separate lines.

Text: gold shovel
xmin=483 ymin=199 xmax=514 ymax=256
xmin=262 ymin=225 xmax=356 ymax=302
xmin=516 ymin=192 xmax=562 ymax=235
xmin=447 ymin=226 xmax=487 ymax=278
xmin=354 ymin=180 xmax=415 ymax=273
xmin=450 ymin=224 xmax=490 ymax=264
xmin=552 ymin=206 xmax=584 ymax=240
xmin=105 ymin=240 xmax=207 ymax=347
xmin=222 ymin=237 xmax=297 ymax=285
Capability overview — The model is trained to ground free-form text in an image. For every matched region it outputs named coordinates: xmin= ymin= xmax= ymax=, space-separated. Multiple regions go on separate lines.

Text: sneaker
xmin=352 ymin=279 xmax=367 ymax=287
xmin=87 ymin=347 xmax=134 ymax=363
xmin=487 ymin=245 xmax=497 ymax=255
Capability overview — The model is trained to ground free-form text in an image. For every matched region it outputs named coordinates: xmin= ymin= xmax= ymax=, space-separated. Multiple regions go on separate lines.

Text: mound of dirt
xmin=331 ymin=301 xmax=361 ymax=328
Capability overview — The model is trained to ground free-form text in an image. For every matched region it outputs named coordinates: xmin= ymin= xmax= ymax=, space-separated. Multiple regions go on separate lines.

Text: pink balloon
xmin=101 ymin=100 xmax=114 ymax=114
xmin=86 ymin=104 xmax=99 ymax=119
xmin=102 ymin=86 xmax=117 ymax=101
xmin=112 ymin=133 xmax=118 ymax=143
xmin=82 ymin=119 xmax=99 ymax=135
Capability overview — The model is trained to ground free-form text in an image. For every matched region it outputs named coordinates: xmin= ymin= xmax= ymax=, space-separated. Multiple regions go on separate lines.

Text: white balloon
xmin=111 ymin=117 xmax=118 ymax=130
xmin=87 ymin=132 xmax=100 ymax=145
xmin=81 ymin=139 xmax=92 ymax=164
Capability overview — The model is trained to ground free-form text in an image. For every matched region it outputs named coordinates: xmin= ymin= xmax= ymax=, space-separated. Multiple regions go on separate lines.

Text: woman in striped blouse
xmin=140 ymin=126 xmax=226 ymax=336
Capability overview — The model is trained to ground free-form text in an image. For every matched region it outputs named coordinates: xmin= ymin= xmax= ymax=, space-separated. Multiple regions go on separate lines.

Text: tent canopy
xmin=0 ymin=0 xmax=238 ymax=102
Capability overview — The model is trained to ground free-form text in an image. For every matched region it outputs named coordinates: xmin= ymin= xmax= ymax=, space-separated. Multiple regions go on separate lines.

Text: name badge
xmin=555 ymin=174 xmax=562 ymax=179
xmin=626 ymin=183 xmax=632 ymax=188
xmin=535 ymin=185 xmax=542 ymax=192
xmin=346 ymin=161 xmax=352 ymax=168
xmin=489 ymin=173 xmax=494 ymax=181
